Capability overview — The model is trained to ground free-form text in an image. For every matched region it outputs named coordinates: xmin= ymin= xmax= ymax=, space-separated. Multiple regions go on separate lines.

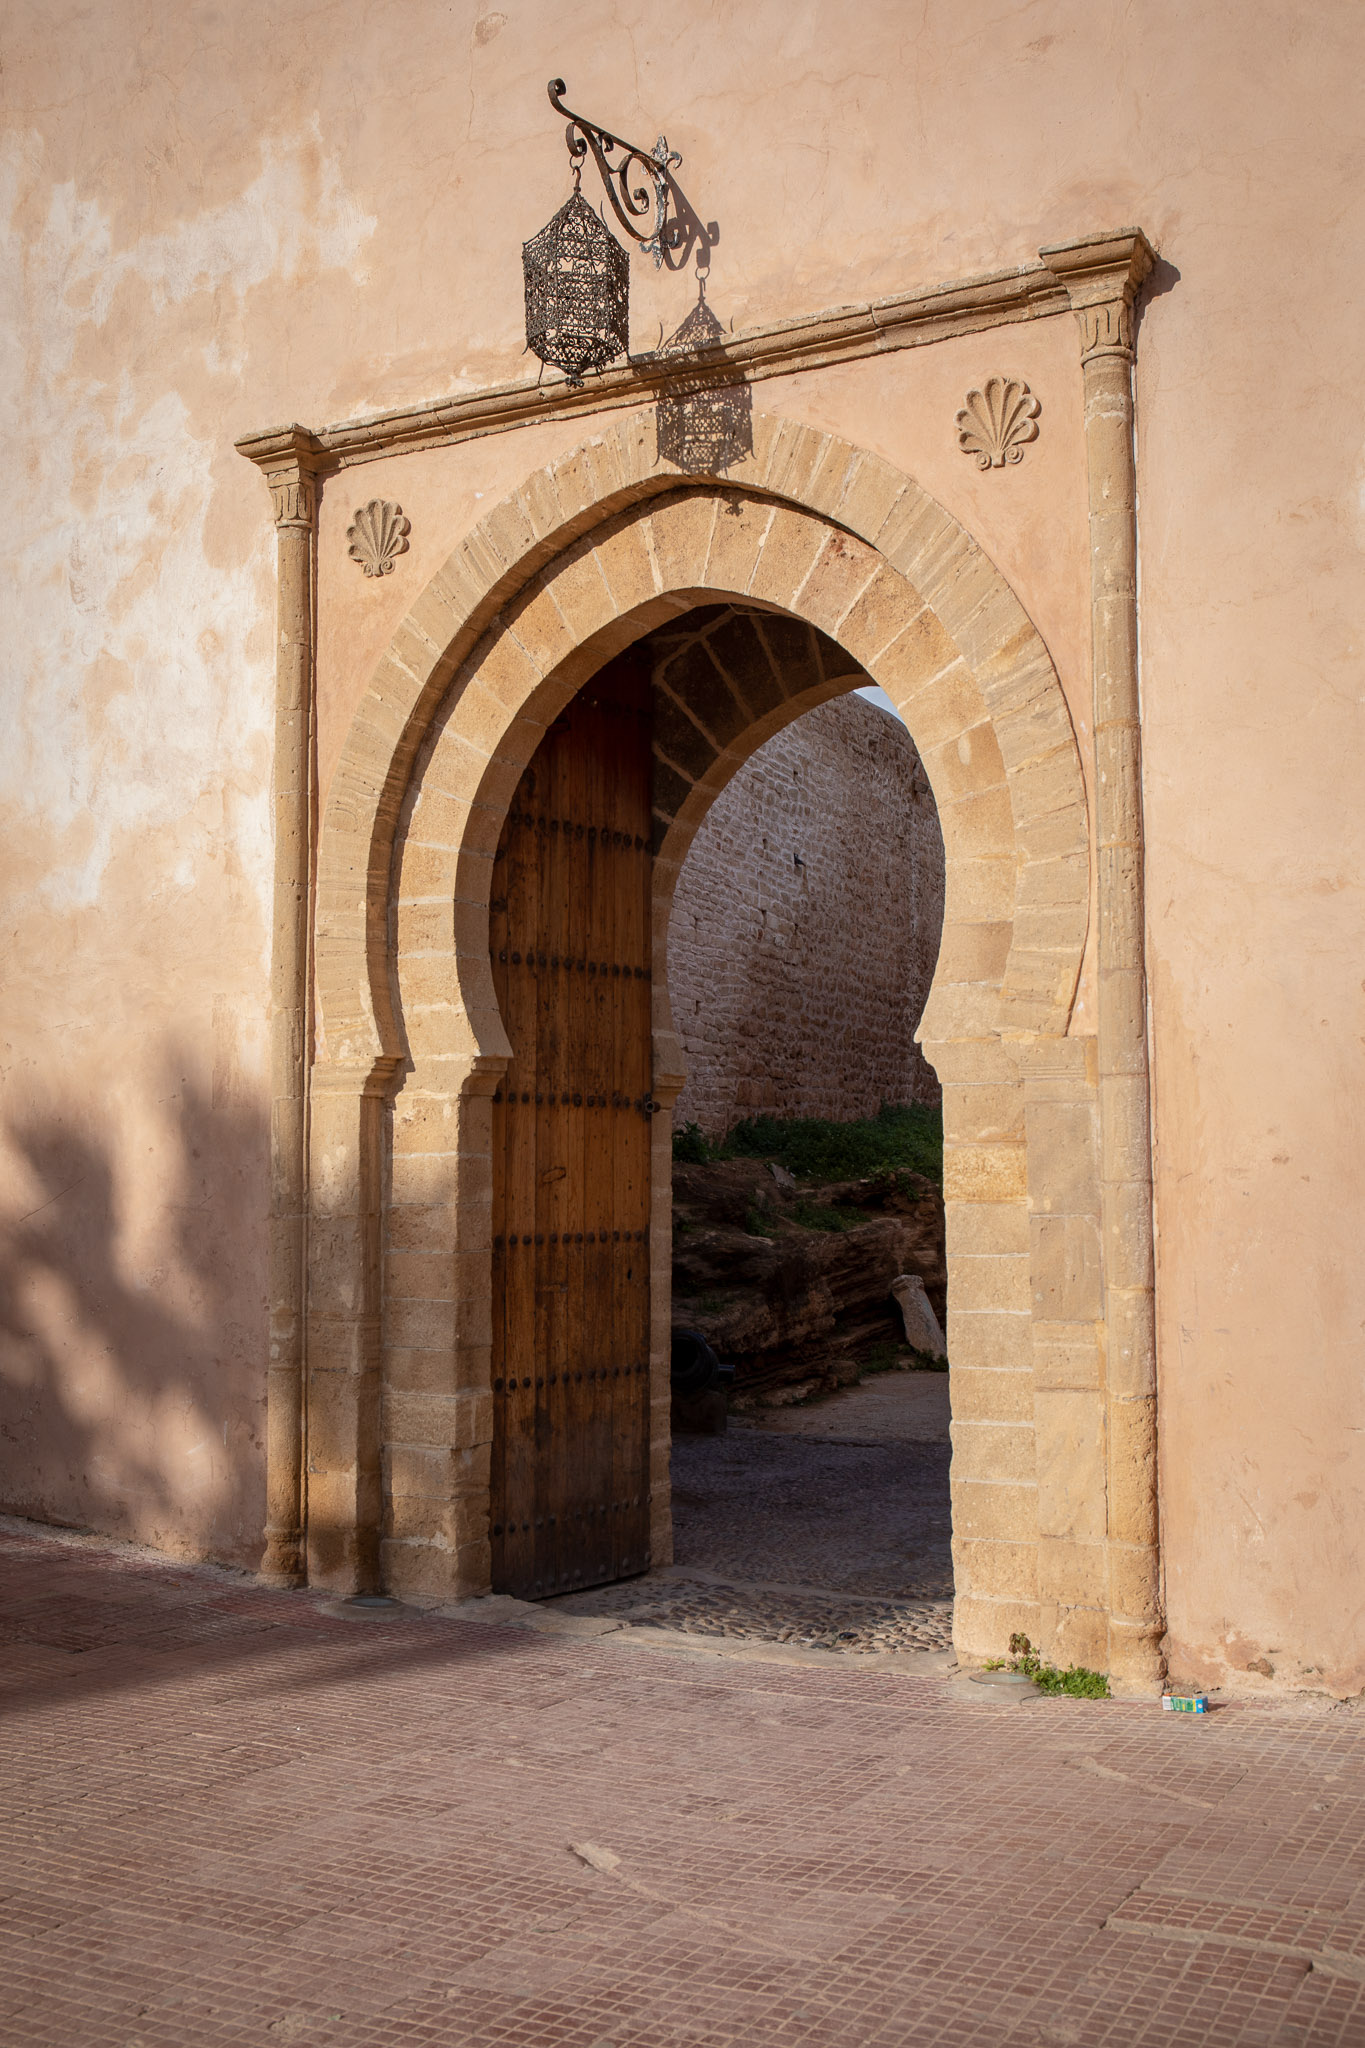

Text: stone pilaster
xmin=307 ymin=1057 xmax=396 ymax=1593
xmin=1040 ymin=231 xmax=1162 ymax=1692
xmin=1015 ymin=1035 xmax=1106 ymax=1670
xmin=236 ymin=425 xmax=326 ymax=1585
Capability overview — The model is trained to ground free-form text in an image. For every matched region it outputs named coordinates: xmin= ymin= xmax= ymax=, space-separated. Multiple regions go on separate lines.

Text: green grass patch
xmin=743 ymin=1204 xmax=779 ymax=1239
xmin=723 ymin=1102 xmax=942 ymax=1187
xmin=986 ymin=1634 xmax=1111 ymax=1699
xmin=672 ymin=1121 xmax=712 ymax=1164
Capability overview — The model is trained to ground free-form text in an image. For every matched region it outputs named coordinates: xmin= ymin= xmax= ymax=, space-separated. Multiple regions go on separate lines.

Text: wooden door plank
xmin=503 ymin=782 xmax=541 ymax=1594
xmin=543 ymin=711 xmax=577 ymax=1595
xmin=612 ymin=682 xmax=651 ymax=1575
xmin=583 ymin=687 xmax=614 ymax=1587
xmin=489 ymin=830 xmax=510 ymax=1583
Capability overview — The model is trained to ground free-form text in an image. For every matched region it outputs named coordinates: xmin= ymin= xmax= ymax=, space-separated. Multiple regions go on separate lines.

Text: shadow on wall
xmin=0 ymin=1054 xmax=269 ymax=1566
xmin=651 ymin=286 xmax=754 ymax=476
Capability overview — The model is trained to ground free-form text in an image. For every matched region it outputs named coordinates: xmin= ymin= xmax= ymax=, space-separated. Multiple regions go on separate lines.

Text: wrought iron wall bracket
xmin=523 ymin=79 xmax=716 ymax=386
xmin=547 ymin=78 xmax=682 ymax=267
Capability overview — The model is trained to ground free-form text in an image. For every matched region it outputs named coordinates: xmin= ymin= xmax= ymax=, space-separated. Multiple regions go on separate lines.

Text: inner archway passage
xmin=656 ymin=609 xmax=947 ymax=1407
xmin=638 ymin=631 xmax=955 ymax=1656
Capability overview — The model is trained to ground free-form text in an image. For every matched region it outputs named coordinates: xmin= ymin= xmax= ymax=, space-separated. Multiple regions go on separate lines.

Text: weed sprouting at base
xmin=984 ymin=1634 xmax=1111 ymax=1699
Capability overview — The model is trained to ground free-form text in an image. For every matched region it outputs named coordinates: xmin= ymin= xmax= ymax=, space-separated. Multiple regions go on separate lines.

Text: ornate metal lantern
xmin=523 ymin=190 xmax=629 ymax=388
xmin=523 ymin=80 xmax=682 ymax=387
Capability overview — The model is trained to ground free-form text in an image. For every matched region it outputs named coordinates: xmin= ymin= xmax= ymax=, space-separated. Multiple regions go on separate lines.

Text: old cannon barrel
xmin=670 ymin=1328 xmax=735 ymax=1395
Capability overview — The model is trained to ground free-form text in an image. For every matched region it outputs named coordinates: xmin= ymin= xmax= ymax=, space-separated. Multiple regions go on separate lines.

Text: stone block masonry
xmin=667 ymin=693 xmax=945 ymax=1137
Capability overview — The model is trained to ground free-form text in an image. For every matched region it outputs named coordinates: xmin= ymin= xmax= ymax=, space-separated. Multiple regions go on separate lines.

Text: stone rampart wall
xmin=667 ymin=694 xmax=944 ymax=1137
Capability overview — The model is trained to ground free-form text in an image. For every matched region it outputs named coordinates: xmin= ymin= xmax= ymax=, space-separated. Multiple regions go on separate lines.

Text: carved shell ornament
xmin=955 ymin=377 xmax=1041 ymax=469
xmin=347 ymin=499 xmax=411 ymax=576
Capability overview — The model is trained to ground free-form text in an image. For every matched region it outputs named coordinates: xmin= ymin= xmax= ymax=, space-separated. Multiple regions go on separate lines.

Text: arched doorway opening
xmin=309 ymin=414 xmax=1123 ymax=1676
xmin=482 ymin=603 xmax=952 ymax=1632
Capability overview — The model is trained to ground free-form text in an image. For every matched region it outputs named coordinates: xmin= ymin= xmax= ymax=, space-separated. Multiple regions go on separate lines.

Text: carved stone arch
xmin=308 ymin=413 xmax=1111 ymax=1680
xmin=314 ymin=418 xmax=1087 ymax=1073
xmin=391 ymin=501 xmax=1085 ymax=1082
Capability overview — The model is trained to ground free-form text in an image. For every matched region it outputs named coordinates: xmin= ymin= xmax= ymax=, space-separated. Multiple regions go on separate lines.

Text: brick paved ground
xmin=2 ymin=1518 xmax=1364 ymax=2047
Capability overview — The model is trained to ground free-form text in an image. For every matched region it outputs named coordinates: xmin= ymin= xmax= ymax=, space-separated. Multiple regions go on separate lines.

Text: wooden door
xmin=489 ymin=654 xmax=654 ymax=1599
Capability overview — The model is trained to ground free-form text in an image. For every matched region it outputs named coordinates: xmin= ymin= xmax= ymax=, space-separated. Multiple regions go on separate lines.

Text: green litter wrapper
xmin=1162 ymin=1692 xmax=1208 ymax=1713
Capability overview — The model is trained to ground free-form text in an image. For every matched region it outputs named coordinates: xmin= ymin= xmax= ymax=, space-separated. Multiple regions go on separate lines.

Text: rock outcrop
xmin=671 ymin=1156 xmax=946 ymax=1402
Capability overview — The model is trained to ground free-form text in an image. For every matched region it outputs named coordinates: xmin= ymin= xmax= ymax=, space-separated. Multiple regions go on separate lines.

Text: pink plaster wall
xmin=3 ymin=0 xmax=1362 ymax=1690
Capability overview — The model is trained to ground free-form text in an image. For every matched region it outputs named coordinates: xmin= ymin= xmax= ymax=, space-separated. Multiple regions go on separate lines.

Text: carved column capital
xmin=269 ymin=470 xmax=317 ymax=530
xmin=235 ymin=423 xmax=327 ymax=528
xmin=1039 ymin=228 xmax=1156 ymax=364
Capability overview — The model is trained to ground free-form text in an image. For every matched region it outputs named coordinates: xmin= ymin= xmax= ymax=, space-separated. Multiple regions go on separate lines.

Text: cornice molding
xmin=239 ymin=423 xmax=326 ymax=526
xmin=236 ymin=230 xmax=1155 ymax=480
xmin=236 ymin=233 xmax=1148 ymax=481
xmin=1039 ymin=227 xmax=1156 ymax=364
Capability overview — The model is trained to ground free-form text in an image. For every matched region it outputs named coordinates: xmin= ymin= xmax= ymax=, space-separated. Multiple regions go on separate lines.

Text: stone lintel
xmin=232 ymin=234 xmax=1152 ymax=477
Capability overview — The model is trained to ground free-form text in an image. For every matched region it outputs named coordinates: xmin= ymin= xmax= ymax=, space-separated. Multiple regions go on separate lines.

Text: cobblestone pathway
xmin=2 ymin=1518 xmax=1364 ymax=2045
xmin=573 ymin=1578 xmax=954 ymax=1656
xmin=547 ymin=1411 xmax=955 ymax=1655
